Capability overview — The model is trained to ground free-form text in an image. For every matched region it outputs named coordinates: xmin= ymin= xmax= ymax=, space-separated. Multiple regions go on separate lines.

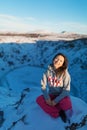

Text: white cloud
xmin=0 ymin=14 xmax=38 ymax=32
xmin=0 ymin=14 xmax=18 ymax=21
xmin=0 ymin=14 xmax=87 ymax=34
xmin=24 ymin=17 xmax=36 ymax=21
xmin=54 ymin=22 xmax=87 ymax=34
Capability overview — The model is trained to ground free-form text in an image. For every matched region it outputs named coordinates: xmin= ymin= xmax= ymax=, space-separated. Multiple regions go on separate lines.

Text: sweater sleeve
xmin=54 ymin=70 xmax=71 ymax=103
xmin=41 ymin=71 xmax=50 ymax=100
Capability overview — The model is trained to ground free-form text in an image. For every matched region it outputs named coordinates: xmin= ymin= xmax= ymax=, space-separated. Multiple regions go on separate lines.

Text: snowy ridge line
xmin=0 ymin=32 xmax=87 ymax=43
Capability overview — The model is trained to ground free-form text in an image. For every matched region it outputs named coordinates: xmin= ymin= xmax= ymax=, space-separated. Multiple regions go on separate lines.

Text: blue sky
xmin=0 ymin=0 xmax=87 ymax=34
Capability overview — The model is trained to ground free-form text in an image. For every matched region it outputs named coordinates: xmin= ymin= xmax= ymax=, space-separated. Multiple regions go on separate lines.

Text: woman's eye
xmin=54 ymin=59 xmax=58 ymax=62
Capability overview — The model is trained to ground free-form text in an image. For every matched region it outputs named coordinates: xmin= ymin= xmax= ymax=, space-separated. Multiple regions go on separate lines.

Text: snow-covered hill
xmin=0 ymin=34 xmax=87 ymax=102
xmin=0 ymin=32 xmax=87 ymax=43
xmin=0 ymin=33 xmax=87 ymax=129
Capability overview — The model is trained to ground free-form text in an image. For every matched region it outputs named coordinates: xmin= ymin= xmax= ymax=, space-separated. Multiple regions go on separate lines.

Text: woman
xmin=36 ymin=53 xmax=72 ymax=122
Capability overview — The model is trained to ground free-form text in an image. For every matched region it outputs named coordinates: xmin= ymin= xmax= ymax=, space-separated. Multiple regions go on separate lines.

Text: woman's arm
xmin=41 ymin=71 xmax=50 ymax=101
xmin=53 ymin=70 xmax=71 ymax=104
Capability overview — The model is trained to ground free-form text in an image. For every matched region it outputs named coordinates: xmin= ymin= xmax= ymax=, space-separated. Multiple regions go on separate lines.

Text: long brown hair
xmin=52 ymin=53 xmax=68 ymax=76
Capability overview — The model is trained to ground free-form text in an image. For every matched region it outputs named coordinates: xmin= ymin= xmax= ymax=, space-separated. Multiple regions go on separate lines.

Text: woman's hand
xmin=45 ymin=99 xmax=56 ymax=106
xmin=45 ymin=98 xmax=52 ymax=105
xmin=51 ymin=100 xmax=57 ymax=106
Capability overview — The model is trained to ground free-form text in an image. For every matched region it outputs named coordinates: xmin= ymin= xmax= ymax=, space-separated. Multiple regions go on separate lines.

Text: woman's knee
xmin=59 ymin=96 xmax=72 ymax=110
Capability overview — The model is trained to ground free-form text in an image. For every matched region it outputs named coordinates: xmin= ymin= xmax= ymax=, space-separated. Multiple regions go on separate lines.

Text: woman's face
xmin=53 ymin=55 xmax=64 ymax=69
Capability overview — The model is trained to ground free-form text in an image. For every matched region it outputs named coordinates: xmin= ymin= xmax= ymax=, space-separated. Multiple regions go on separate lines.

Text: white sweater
xmin=41 ymin=65 xmax=71 ymax=103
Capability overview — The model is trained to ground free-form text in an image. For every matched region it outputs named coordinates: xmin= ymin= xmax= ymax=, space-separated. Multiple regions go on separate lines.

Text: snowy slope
xmin=0 ymin=37 xmax=87 ymax=102
xmin=0 ymin=66 xmax=87 ymax=130
xmin=0 ymin=33 xmax=87 ymax=129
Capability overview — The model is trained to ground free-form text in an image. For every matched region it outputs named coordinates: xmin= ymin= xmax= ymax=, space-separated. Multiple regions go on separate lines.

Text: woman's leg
xmin=65 ymin=108 xmax=73 ymax=120
xmin=36 ymin=95 xmax=60 ymax=118
xmin=59 ymin=96 xmax=72 ymax=111
xmin=54 ymin=96 xmax=72 ymax=122
xmin=59 ymin=96 xmax=72 ymax=121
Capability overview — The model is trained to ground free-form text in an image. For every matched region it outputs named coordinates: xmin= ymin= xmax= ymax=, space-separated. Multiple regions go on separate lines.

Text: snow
xmin=0 ymin=33 xmax=87 ymax=129
xmin=0 ymin=66 xmax=87 ymax=130
xmin=0 ymin=32 xmax=87 ymax=43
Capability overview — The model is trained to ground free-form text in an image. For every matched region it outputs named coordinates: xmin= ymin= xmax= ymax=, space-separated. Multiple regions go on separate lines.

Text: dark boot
xmin=59 ymin=110 xmax=67 ymax=123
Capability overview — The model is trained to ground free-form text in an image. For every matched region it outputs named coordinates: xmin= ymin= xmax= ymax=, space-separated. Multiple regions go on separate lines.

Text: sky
xmin=0 ymin=0 xmax=87 ymax=34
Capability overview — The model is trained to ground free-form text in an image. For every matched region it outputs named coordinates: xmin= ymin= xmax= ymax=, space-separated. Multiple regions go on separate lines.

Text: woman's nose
xmin=57 ymin=60 xmax=60 ymax=64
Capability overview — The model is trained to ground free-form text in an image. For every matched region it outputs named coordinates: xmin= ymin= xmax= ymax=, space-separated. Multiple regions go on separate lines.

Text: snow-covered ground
xmin=0 ymin=66 xmax=87 ymax=130
xmin=0 ymin=33 xmax=87 ymax=129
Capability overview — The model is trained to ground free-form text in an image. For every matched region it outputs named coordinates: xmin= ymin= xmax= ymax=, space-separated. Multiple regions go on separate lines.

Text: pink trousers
xmin=36 ymin=95 xmax=72 ymax=118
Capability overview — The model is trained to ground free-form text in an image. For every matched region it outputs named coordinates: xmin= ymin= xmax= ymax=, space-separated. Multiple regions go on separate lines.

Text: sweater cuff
xmin=41 ymin=89 xmax=50 ymax=100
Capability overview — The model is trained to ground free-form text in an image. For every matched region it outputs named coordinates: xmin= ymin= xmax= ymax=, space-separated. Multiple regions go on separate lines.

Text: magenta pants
xmin=36 ymin=95 xmax=72 ymax=118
